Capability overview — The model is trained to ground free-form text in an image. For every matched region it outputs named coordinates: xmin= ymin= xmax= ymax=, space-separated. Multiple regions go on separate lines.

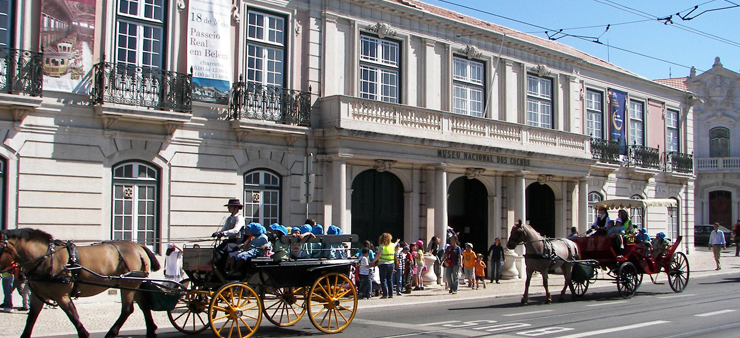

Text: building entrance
xmin=709 ymin=190 xmax=732 ymax=227
xmin=526 ymin=183 xmax=555 ymax=238
xmin=448 ymin=177 xmax=488 ymax=253
xmin=351 ymin=170 xmax=404 ymax=245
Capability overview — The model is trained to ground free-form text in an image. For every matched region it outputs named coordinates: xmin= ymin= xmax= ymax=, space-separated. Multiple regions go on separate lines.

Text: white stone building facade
xmin=0 ymin=0 xmax=694 ymax=254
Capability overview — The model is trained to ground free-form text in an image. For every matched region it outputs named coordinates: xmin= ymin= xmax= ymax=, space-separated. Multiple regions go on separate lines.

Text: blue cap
xmin=299 ymin=224 xmax=312 ymax=234
xmin=327 ymin=225 xmax=342 ymax=235
xmin=657 ymin=232 xmax=666 ymax=239
xmin=639 ymin=228 xmax=647 ymax=234
xmin=312 ymin=224 xmax=324 ymax=235
xmin=248 ymin=223 xmax=265 ymax=235
xmin=270 ymin=223 xmax=287 ymax=236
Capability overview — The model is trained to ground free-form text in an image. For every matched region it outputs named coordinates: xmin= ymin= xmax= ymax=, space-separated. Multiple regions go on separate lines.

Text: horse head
xmin=0 ymin=231 xmax=17 ymax=271
xmin=507 ymin=221 xmax=526 ymax=250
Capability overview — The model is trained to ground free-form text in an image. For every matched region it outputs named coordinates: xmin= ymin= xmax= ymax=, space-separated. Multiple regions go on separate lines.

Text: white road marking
xmin=502 ymin=309 xmax=554 ymax=316
xmin=418 ymin=320 xmax=459 ymax=326
xmin=695 ymin=309 xmax=736 ymax=317
xmin=586 ymin=301 xmax=627 ymax=307
xmin=657 ymin=293 xmax=696 ymax=299
xmin=554 ymin=320 xmax=670 ymax=338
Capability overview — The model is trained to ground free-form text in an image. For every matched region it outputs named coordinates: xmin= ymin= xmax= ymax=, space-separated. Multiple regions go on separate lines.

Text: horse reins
xmin=514 ymin=225 xmax=577 ymax=263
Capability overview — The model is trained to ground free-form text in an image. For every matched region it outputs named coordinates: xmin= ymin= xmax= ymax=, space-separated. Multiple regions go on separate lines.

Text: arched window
xmin=668 ymin=198 xmax=679 ymax=240
xmin=244 ymin=170 xmax=281 ymax=226
xmin=112 ymin=162 xmax=158 ymax=249
xmin=588 ymin=192 xmax=603 ymax=226
xmin=710 ymin=127 xmax=730 ymax=157
xmin=630 ymin=195 xmax=644 ymax=229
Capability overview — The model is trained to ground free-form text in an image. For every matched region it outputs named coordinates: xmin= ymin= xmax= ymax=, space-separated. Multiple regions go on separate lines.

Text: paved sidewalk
xmin=0 ymin=247 xmax=736 ymax=338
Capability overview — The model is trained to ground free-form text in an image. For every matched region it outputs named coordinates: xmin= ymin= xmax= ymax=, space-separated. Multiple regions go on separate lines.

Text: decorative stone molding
xmin=374 ymin=159 xmax=397 ymax=172
xmin=235 ymin=130 xmax=249 ymax=142
xmin=536 ymin=174 xmax=552 ymax=185
xmin=366 ymin=22 xmax=397 ymax=39
xmin=285 ymin=135 xmax=298 ymax=147
xmin=703 ymin=111 xmax=736 ymax=128
xmin=530 ymin=64 xmax=551 ymax=77
xmin=465 ymin=167 xmax=485 ymax=179
xmin=232 ymin=2 xmax=240 ymax=23
xmin=177 ymin=0 xmax=185 ymax=11
xmin=458 ymin=45 xmax=482 ymax=60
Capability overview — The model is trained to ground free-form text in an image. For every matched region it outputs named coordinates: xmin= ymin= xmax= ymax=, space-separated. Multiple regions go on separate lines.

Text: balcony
xmin=0 ymin=48 xmax=43 ymax=97
xmin=696 ymin=157 xmax=740 ymax=173
xmin=665 ymin=152 xmax=693 ymax=174
xmin=228 ymin=80 xmax=311 ymax=127
xmin=629 ymin=145 xmax=661 ymax=170
xmin=91 ymin=62 xmax=192 ymax=113
xmin=590 ymin=139 xmax=621 ymax=164
xmin=319 ymin=95 xmax=591 ymax=159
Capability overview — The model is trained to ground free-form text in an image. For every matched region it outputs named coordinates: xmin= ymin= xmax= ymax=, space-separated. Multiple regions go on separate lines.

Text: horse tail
xmin=140 ymin=245 xmax=161 ymax=272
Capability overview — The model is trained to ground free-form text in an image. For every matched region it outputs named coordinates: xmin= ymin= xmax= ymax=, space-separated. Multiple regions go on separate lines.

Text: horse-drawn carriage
xmin=167 ymin=233 xmax=360 ymax=338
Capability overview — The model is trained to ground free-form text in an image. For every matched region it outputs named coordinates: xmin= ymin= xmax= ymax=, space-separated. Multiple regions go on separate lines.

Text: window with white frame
xmin=244 ymin=170 xmax=281 ymax=226
xmin=526 ymin=75 xmax=552 ymax=128
xmin=452 ymin=57 xmax=485 ymax=117
xmin=629 ymin=195 xmax=643 ymax=230
xmin=668 ymin=199 xmax=679 ymax=240
xmin=112 ymin=162 xmax=158 ymax=250
xmin=359 ymin=35 xmax=400 ymax=103
xmin=588 ymin=192 xmax=603 ymax=226
xmin=666 ymin=109 xmax=679 ymax=153
xmin=710 ymin=127 xmax=730 ymax=158
xmin=246 ymin=11 xmax=285 ymax=87
xmin=586 ymin=90 xmax=603 ymax=139
xmin=116 ymin=0 xmax=164 ymax=68
xmin=0 ymin=0 xmax=11 ymax=48
xmin=629 ymin=100 xmax=644 ymax=146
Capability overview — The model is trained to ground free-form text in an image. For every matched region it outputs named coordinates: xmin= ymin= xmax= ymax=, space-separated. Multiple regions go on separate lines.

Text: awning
xmin=593 ymin=198 xmax=677 ymax=210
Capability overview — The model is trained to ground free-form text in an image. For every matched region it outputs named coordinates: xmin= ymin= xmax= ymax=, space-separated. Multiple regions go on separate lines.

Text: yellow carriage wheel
xmin=261 ymin=286 xmax=307 ymax=327
xmin=208 ymin=282 xmax=262 ymax=338
xmin=168 ymin=283 xmax=211 ymax=334
xmin=307 ymin=273 xmax=357 ymax=333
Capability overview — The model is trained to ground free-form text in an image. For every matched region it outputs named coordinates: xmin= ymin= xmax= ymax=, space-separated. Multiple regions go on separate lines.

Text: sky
xmin=425 ymin=0 xmax=740 ymax=80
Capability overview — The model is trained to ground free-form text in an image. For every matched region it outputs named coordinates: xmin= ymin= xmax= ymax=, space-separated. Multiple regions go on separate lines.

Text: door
xmin=526 ymin=183 xmax=556 ymax=238
xmin=351 ymin=170 xmax=404 ymax=245
xmin=448 ymin=177 xmax=488 ymax=253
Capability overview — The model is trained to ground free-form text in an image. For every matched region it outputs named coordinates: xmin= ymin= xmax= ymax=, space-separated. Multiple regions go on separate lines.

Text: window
xmin=244 ymin=170 xmax=281 ymax=226
xmin=586 ymin=90 xmax=603 ymax=139
xmin=0 ymin=0 xmax=10 ymax=48
xmin=629 ymin=195 xmax=643 ymax=230
xmin=452 ymin=57 xmax=485 ymax=117
xmin=246 ymin=11 xmax=285 ymax=87
xmin=526 ymin=75 xmax=552 ymax=128
xmin=666 ymin=109 xmax=679 ymax=153
xmin=116 ymin=0 xmax=164 ymax=68
xmin=668 ymin=199 xmax=679 ymax=240
xmin=629 ymin=101 xmax=644 ymax=146
xmin=112 ymin=162 xmax=158 ymax=249
xmin=588 ymin=192 xmax=603 ymax=226
xmin=359 ymin=35 xmax=400 ymax=103
xmin=710 ymin=127 xmax=730 ymax=157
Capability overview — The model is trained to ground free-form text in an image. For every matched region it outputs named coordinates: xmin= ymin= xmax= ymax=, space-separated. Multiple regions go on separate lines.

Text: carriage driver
xmin=212 ymin=199 xmax=246 ymax=253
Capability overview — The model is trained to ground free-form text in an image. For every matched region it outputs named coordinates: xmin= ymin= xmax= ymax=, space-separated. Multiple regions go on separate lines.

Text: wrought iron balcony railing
xmin=590 ymin=138 xmax=621 ymax=164
xmin=665 ymin=151 xmax=693 ymax=174
xmin=0 ymin=48 xmax=43 ymax=96
xmin=229 ymin=79 xmax=311 ymax=127
xmin=630 ymin=145 xmax=661 ymax=169
xmin=91 ymin=62 xmax=192 ymax=113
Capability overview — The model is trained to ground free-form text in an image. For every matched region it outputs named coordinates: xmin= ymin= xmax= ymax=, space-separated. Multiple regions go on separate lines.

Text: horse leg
xmin=106 ymin=290 xmax=136 ymax=338
xmin=20 ymin=294 xmax=45 ymax=338
xmin=135 ymin=292 xmax=158 ymax=338
xmin=521 ymin=270 xmax=533 ymax=305
xmin=560 ymin=264 xmax=571 ymax=302
xmin=542 ymin=272 xmax=551 ymax=304
xmin=57 ymin=295 xmax=89 ymax=338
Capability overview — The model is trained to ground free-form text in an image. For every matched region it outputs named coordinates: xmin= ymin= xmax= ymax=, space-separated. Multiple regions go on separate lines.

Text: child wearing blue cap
xmin=225 ymin=223 xmax=271 ymax=272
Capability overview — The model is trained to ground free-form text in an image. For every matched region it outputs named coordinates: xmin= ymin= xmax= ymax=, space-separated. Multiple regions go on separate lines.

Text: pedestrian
xmin=394 ymin=244 xmax=405 ymax=296
xmin=462 ymin=243 xmax=476 ymax=288
xmin=487 ymin=238 xmax=505 ymax=284
xmin=164 ymin=243 xmax=183 ymax=283
xmin=372 ymin=233 xmax=397 ymax=299
xmin=13 ymin=267 xmax=29 ymax=311
xmin=442 ymin=236 xmax=462 ymax=294
xmin=709 ymin=222 xmax=727 ymax=270
xmin=474 ymin=253 xmax=486 ymax=289
xmin=358 ymin=249 xmax=371 ymax=299
xmin=1 ymin=260 xmax=14 ymax=313
xmin=414 ymin=240 xmax=426 ymax=290
xmin=733 ymin=219 xmax=740 ymax=257
xmin=428 ymin=236 xmax=442 ymax=283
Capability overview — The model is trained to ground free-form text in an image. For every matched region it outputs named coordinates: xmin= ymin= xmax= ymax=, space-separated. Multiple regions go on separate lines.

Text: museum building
xmin=0 ymin=0 xmax=694 ymax=254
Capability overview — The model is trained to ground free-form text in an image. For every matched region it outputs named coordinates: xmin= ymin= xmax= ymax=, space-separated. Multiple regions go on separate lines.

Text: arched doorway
xmin=351 ymin=170 xmax=404 ymax=245
xmin=448 ymin=177 xmax=488 ymax=253
xmin=526 ymin=183 xmax=555 ymax=238
xmin=709 ymin=190 xmax=732 ymax=227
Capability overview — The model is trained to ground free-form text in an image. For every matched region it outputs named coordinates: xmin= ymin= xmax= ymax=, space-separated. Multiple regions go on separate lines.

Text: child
xmin=268 ymin=223 xmax=289 ymax=261
xmin=409 ymin=243 xmax=418 ymax=289
xmin=475 ymin=253 xmax=487 ymax=289
xmin=462 ymin=243 xmax=476 ymax=288
xmin=414 ymin=240 xmax=426 ymax=290
xmin=358 ymin=249 xmax=371 ymax=299
xmin=402 ymin=246 xmax=414 ymax=294
xmin=395 ymin=244 xmax=405 ymax=296
xmin=289 ymin=225 xmax=315 ymax=259
xmin=225 ymin=223 xmax=271 ymax=272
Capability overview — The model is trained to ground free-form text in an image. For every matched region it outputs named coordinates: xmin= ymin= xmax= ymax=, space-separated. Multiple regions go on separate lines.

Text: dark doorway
xmin=709 ymin=190 xmax=732 ymax=227
xmin=351 ymin=170 xmax=404 ymax=245
xmin=526 ymin=183 xmax=555 ymax=238
xmin=448 ymin=177 xmax=488 ymax=253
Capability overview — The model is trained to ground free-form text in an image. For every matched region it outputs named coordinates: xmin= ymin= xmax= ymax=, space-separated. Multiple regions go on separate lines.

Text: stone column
xmin=514 ymin=171 xmax=528 ymax=279
xmin=434 ymin=166 xmax=448 ymax=246
xmin=333 ymin=160 xmax=347 ymax=233
xmin=579 ymin=178 xmax=589 ymax=234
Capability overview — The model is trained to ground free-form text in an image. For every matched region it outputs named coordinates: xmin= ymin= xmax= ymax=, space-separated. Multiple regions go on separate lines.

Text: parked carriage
xmin=167 ymin=233 xmax=359 ymax=338
xmin=568 ymin=198 xmax=689 ymax=299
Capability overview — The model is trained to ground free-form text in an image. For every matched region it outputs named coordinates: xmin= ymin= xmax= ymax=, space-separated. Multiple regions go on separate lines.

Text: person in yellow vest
xmin=372 ymin=233 xmax=398 ymax=299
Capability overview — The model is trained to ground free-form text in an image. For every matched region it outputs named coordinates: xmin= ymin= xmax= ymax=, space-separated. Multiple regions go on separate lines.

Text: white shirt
xmin=220 ymin=214 xmax=245 ymax=239
xmin=709 ymin=230 xmax=726 ymax=246
xmin=164 ymin=251 xmax=182 ymax=278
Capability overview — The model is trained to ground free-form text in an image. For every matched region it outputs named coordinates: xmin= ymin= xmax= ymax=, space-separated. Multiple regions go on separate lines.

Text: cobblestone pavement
xmin=0 ymin=247 xmax=735 ymax=338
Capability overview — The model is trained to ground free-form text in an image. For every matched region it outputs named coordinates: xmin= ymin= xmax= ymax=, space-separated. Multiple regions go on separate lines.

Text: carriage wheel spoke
xmin=239 ymin=317 xmax=255 ymax=333
xmin=173 ymin=309 xmax=188 ymax=322
xmin=213 ymin=313 xmax=230 ymax=322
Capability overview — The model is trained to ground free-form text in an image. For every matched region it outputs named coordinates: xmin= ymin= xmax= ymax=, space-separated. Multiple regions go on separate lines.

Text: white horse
xmin=506 ymin=222 xmax=579 ymax=304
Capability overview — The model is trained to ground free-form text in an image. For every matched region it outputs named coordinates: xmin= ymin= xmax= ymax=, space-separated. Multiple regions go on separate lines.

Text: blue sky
xmin=427 ymin=0 xmax=740 ymax=80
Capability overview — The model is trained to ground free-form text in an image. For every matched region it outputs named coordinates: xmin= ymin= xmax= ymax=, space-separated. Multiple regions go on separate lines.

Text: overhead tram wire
xmin=524 ymin=19 xmax=652 ymax=34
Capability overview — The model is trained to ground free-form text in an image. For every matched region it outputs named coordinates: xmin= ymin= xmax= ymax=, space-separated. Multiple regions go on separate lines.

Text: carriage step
xmin=652 ymin=282 xmax=665 ymax=285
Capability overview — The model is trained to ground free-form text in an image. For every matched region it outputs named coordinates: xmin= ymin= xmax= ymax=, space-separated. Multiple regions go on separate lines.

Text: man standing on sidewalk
xmin=733 ymin=219 xmax=740 ymax=257
xmin=709 ymin=222 xmax=727 ymax=270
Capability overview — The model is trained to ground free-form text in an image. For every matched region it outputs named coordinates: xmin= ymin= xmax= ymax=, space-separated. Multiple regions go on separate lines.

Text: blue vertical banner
xmin=609 ymin=89 xmax=627 ymax=155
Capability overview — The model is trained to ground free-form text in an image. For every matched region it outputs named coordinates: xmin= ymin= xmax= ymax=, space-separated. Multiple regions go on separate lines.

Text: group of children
xmin=356 ymin=240 xmax=427 ymax=299
xmin=461 ymin=243 xmax=487 ymax=290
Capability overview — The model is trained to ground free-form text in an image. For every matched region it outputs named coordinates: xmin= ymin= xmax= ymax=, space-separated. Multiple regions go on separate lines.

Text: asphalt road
xmin=65 ymin=269 xmax=740 ymax=338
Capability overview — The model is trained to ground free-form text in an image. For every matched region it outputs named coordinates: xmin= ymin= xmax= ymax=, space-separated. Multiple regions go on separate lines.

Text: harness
xmin=515 ymin=226 xmax=578 ymax=266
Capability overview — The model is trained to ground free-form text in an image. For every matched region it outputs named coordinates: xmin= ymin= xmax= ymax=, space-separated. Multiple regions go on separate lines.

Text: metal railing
xmin=228 ymin=78 xmax=311 ymax=127
xmin=630 ymin=145 xmax=661 ymax=169
xmin=91 ymin=62 xmax=192 ymax=113
xmin=590 ymin=138 xmax=621 ymax=164
xmin=0 ymin=48 xmax=43 ymax=96
xmin=665 ymin=151 xmax=693 ymax=174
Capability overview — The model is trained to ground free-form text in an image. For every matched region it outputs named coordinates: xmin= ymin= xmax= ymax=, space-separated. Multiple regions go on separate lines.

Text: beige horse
xmin=0 ymin=228 xmax=161 ymax=338
xmin=506 ymin=222 xmax=579 ymax=304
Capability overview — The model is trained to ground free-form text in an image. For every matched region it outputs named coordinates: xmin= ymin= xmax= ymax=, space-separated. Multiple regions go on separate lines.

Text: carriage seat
xmin=280 ymin=234 xmax=359 ymax=245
